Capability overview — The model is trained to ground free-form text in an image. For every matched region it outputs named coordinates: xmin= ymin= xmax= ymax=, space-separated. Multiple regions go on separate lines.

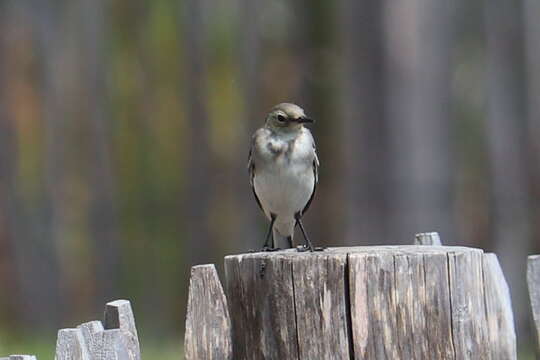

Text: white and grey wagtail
xmin=248 ymin=103 xmax=322 ymax=252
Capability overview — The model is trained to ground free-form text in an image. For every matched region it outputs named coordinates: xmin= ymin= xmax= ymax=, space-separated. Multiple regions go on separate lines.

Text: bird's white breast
xmin=252 ymin=129 xmax=315 ymax=225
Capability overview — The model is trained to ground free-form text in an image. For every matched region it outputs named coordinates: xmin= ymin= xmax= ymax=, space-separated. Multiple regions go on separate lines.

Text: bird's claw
xmin=261 ymin=247 xmax=281 ymax=252
xmin=296 ymin=245 xmax=325 ymax=252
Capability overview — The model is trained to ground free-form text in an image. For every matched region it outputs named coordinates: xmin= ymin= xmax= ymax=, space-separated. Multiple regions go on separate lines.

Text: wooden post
xmin=104 ymin=300 xmax=140 ymax=360
xmin=414 ymin=231 xmax=442 ymax=245
xmin=78 ymin=321 xmax=105 ymax=358
xmin=55 ymin=329 xmax=89 ymax=360
xmin=224 ymin=245 xmax=516 ymax=360
xmin=527 ymin=254 xmax=540 ymax=354
xmin=53 ymin=300 xmax=140 ymax=360
xmin=185 ymin=264 xmax=232 ymax=360
xmin=483 ymin=253 xmax=516 ymax=358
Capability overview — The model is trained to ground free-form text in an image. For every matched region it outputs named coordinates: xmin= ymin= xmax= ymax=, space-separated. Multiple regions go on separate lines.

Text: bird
xmin=248 ymin=103 xmax=321 ymax=252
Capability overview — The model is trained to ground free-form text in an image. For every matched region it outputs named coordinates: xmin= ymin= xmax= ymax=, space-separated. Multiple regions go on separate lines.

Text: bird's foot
xmin=261 ymin=247 xmax=281 ymax=252
xmin=296 ymin=245 xmax=325 ymax=252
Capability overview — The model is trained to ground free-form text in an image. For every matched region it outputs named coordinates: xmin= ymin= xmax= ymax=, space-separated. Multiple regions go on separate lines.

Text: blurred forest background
xmin=1 ymin=0 xmax=540 ymax=358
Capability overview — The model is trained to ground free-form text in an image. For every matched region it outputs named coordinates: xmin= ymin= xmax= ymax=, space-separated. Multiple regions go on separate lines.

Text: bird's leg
xmin=295 ymin=212 xmax=324 ymax=252
xmin=262 ymin=214 xmax=279 ymax=251
xmin=287 ymin=236 xmax=293 ymax=249
xmin=295 ymin=213 xmax=314 ymax=252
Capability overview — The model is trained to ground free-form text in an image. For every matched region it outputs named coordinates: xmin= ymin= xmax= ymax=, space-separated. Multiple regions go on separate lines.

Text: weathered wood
xmin=483 ymin=253 xmax=516 ymax=359
xmin=225 ymin=254 xmax=298 ymax=360
xmin=78 ymin=321 xmax=105 ymax=358
xmin=55 ymin=328 xmax=89 ymax=360
xmin=394 ymin=253 xmax=429 ymax=358
xmin=100 ymin=329 xmax=130 ymax=360
xmin=185 ymin=264 xmax=232 ymax=360
xmin=104 ymin=300 xmax=140 ymax=360
xmin=349 ymin=252 xmax=398 ymax=358
xmin=527 ymin=254 xmax=540 ymax=353
xmin=414 ymin=232 xmax=442 ymax=245
xmin=224 ymin=246 xmax=516 ymax=360
xmin=7 ymin=357 xmax=37 ymax=360
xmin=447 ymin=249 xmax=489 ymax=359
xmin=423 ymin=252 xmax=454 ymax=358
xmin=292 ymin=253 xmax=351 ymax=359
xmin=56 ymin=321 xmax=131 ymax=360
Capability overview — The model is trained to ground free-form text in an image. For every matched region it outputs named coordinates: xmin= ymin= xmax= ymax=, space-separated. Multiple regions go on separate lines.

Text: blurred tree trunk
xmin=383 ymin=0 xmax=455 ymax=244
xmin=340 ymin=0 xmax=388 ymax=245
xmin=18 ymin=0 xmax=65 ymax=328
xmin=524 ymin=0 xmax=540 ymax=256
xmin=75 ymin=0 xmax=121 ymax=310
xmin=292 ymin=0 xmax=341 ymax=246
xmin=0 ymin=1 xmax=21 ymax=325
xmin=182 ymin=0 xmax=213 ymax=266
xmin=484 ymin=0 xmax=530 ymax=343
xmin=234 ymin=0 xmax=262 ymax=251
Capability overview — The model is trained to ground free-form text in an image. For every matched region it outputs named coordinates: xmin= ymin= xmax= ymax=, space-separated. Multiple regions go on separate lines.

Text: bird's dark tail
xmin=273 ymin=228 xmax=293 ymax=249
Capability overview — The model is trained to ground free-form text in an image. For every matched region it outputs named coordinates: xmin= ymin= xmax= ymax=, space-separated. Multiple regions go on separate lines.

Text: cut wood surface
xmin=185 ymin=264 xmax=232 ymax=360
xmin=224 ymin=245 xmax=516 ymax=360
xmin=527 ymin=254 xmax=540 ymax=353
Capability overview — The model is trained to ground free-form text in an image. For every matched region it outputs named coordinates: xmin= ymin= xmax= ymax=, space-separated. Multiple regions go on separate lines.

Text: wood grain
xmin=225 ymin=253 xmax=299 ymax=360
xmin=291 ymin=253 xmax=351 ymax=359
xmin=447 ymin=249 xmax=489 ymax=359
xmin=52 ymin=299 xmax=141 ymax=360
xmin=483 ymin=253 xmax=517 ymax=359
xmin=78 ymin=321 xmax=105 ymax=358
xmin=55 ymin=328 xmax=89 ymax=360
xmin=184 ymin=264 xmax=232 ymax=360
xmin=223 ymin=246 xmax=515 ymax=359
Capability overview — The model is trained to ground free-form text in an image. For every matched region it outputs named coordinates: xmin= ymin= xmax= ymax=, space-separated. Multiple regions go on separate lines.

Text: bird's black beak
xmin=297 ymin=117 xmax=314 ymax=124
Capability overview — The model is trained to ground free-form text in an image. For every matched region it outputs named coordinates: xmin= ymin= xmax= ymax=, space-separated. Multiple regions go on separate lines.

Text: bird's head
xmin=265 ymin=103 xmax=314 ymax=132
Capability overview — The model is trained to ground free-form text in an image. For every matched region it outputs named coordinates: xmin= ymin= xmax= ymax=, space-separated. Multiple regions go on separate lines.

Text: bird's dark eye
xmin=277 ymin=115 xmax=286 ymax=122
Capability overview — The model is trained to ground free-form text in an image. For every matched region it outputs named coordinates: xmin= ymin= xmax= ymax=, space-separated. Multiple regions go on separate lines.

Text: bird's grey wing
xmin=301 ymin=140 xmax=319 ymax=216
xmin=248 ymin=136 xmax=264 ymax=213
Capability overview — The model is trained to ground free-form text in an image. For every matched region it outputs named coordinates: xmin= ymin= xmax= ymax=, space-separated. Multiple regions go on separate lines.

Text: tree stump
xmin=224 ymin=245 xmax=516 ymax=360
